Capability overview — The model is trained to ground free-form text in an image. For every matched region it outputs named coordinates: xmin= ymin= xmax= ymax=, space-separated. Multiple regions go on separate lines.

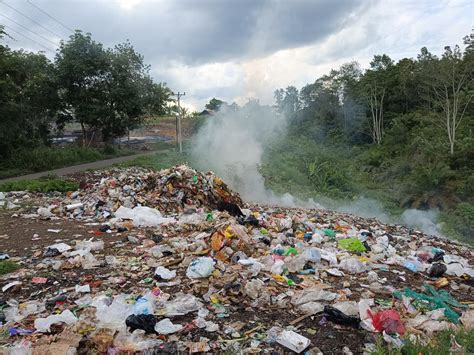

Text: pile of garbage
xmin=22 ymin=165 xmax=243 ymax=222
xmin=0 ymin=165 xmax=473 ymax=354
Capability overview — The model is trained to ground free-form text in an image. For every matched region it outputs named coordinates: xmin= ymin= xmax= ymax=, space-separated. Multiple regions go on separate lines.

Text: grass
xmin=0 ymin=145 xmax=135 ymax=179
xmin=119 ymin=145 xmax=191 ymax=171
xmin=0 ymin=176 xmax=79 ymax=193
xmin=371 ymin=328 xmax=474 ymax=354
xmin=0 ymin=260 xmax=19 ymax=275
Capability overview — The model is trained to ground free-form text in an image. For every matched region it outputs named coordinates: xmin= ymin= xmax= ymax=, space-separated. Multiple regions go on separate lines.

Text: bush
xmin=371 ymin=328 xmax=474 ymax=354
xmin=0 ymin=145 xmax=133 ymax=178
xmin=0 ymin=177 xmax=79 ymax=193
xmin=444 ymin=203 xmax=474 ymax=242
xmin=307 ymin=158 xmax=353 ymax=197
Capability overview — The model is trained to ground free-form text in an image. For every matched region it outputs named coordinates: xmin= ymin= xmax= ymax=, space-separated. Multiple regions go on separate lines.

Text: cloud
xmin=1 ymin=0 xmax=472 ymax=110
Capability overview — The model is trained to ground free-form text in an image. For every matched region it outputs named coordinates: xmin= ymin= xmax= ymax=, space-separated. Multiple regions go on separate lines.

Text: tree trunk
xmin=80 ymin=121 xmax=86 ymax=147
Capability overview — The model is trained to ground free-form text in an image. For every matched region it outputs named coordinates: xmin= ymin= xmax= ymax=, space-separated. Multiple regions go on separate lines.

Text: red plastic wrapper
xmin=369 ymin=309 xmax=405 ymax=335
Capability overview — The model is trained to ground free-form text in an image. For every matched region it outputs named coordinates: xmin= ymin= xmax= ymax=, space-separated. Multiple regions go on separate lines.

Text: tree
xmin=423 ymin=45 xmax=473 ymax=155
xmin=205 ymin=98 xmax=226 ymax=111
xmin=56 ymin=33 xmax=154 ymax=143
xmin=274 ymin=86 xmax=300 ymax=115
xmin=143 ymin=81 xmax=173 ymax=116
xmin=359 ymin=54 xmax=394 ymax=144
xmin=0 ymin=27 xmax=59 ymax=158
xmin=98 ymin=41 xmax=149 ymax=141
xmin=55 ymin=31 xmax=109 ymax=145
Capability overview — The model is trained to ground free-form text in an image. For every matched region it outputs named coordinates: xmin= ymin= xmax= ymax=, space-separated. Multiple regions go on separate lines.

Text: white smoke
xmin=337 ymin=197 xmax=443 ymax=236
xmin=191 ymin=103 xmax=322 ymax=208
xmin=400 ymin=209 xmax=441 ymax=236
xmin=191 ymin=105 xmax=442 ymax=236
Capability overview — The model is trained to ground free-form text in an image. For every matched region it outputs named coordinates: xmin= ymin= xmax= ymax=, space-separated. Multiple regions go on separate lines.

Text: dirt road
xmin=0 ymin=150 xmax=157 ymax=183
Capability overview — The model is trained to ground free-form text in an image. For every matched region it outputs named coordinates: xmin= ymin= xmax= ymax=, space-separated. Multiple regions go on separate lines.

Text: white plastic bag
xmin=186 ymin=257 xmax=215 ymax=279
xmin=154 ymin=318 xmax=183 ymax=334
xmin=155 ymin=266 xmax=176 ymax=280
xmin=115 ymin=206 xmax=175 ymax=227
xmin=34 ymin=309 xmax=77 ymax=332
xmin=164 ymin=294 xmax=202 ymax=316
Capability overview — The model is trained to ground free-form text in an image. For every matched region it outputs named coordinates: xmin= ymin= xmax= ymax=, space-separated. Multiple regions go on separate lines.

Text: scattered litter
xmin=0 ymin=165 xmax=471 ymax=353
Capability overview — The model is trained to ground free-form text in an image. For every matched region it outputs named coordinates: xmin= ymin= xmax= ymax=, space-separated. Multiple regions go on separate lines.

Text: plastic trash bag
xmin=323 ymin=305 xmax=360 ymax=327
xmin=333 ymin=301 xmax=359 ymax=317
xmin=428 ymin=263 xmax=447 ymax=277
xmin=299 ymin=301 xmax=324 ymax=315
xmin=369 ymin=309 xmax=404 ymax=335
xmin=339 ymin=257 xmax=369 ymax=273
xmin=93 ymin=294 xmax=134 ymax=330
xmin=45 ymin=243 xmax=71 ymax=253
xmin=34 ymin=309 xmax=78 ymax=332
xmin=155 ymin=266 xmax=176 ymax=280
xmin=164 ymin=294 xmax=202 ymax=316
xmin=338 ymin=238 xmax=366 ymax=252
xmin=154 ymin=318 xmax=183 ymax=334
xmin=460 ymin=309 xmax=474 ymax=330
xmin=75 ymin=239 xmax=104 ymax=251
xmin=179 ymin=213 xmax=203 ymax=225
xmin=393 ymin=284 xmax=467 ymax=323
xmin=244 ymin=279 xmax=265 ymax=299
xmin=115 ymin=206 xmax=175 ymax=227
xmin=125 ymin=314 xmax=158 ymax=334
xmin=186 ymin=257 xmax=215 ymax=279
xmin=133 ymin=297 xmax=154 ymax=315
xmin=291 ymin=288 xmax=338 ymax=305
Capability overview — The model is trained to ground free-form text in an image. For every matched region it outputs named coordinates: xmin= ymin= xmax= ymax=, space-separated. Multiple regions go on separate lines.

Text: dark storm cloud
xmin=1 ymin=0 xmax=367 ymax=64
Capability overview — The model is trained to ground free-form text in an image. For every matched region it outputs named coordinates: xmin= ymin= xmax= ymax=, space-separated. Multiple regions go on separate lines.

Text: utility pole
xmin=173 ymin=92 xmax=185 ymax=153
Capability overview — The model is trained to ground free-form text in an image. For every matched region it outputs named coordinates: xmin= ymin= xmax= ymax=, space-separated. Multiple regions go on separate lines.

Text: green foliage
xmin=0 ymin=28 xmax=173 ymax=159
xmin=441 ymin=203 xmax=474 ymax=243
xmin=205 ymin=98 xmax=226 ymax=111
xmin=307 ymin=158 xmax=353 ymax=197
xmin=0 ymin=261 xmax=19 ymax=275
xmin=371 ymin=328 xmax=474 ymax=354
xmin=409 ymin=162 xmax=454 ymax=192
xmin=0 ymin=46 xmax=59 ymax=158
xmin=0 ymin=145 xmax=132 ymax=178
xmin=120 ymin=147 xmax=190 ymax=171
xmin=55 ymin=32 xmax=158 ymax=142
xmin=0 ymin=177 xmax=78 ymax=193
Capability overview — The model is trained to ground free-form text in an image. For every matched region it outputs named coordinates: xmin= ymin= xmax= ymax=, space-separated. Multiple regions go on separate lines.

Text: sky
xmin=1 ymin=0 xmax=472 ymax=111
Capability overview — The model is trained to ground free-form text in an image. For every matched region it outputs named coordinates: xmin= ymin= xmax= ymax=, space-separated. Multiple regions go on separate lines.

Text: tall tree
xmin=0 ymin=27 xmax=59 ymax=157
xmin=55 ymin=31 xmax=109 ymax=145
xmin=142 ymin=80 xmax=174 ymax=116
xmin=99 ymin=41 xmax=149 ymax=141
xmin=359 ymin=54 xmax=394 ymax=144
xmin=423 ymin=45 xmax=473 ymax=154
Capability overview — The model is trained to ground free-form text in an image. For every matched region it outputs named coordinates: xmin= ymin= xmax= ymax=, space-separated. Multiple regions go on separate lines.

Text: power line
xmin=26 ymin=0 xmax=74 ymax=33
xmin=1 ymin=23 xmax=56 ymax=53
xmin=0 ymin=0 xmax=63 ymax=39
xmin=0 ymin=13 xmax=58 ymax=47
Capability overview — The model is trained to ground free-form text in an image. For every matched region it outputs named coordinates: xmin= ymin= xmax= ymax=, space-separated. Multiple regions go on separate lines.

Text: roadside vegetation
xmin=0 ymin=27 xmax=177 ymax=178
xmin=0 ymin=176 xmax=78 ymax=193
xmin=371 ymin=328 xmax=474 ymax=354
xmin=0 ymin=145 xmax=134 ymax=179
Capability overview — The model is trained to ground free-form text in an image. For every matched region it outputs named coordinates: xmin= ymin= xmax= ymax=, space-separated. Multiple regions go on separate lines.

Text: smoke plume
xmin=191 ymin=105 xmax=442 ymax=237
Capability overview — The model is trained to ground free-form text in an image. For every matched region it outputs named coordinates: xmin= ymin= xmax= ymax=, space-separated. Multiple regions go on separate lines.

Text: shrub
xmin=0 ymin=177 xmax=78 ymax=193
